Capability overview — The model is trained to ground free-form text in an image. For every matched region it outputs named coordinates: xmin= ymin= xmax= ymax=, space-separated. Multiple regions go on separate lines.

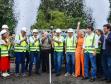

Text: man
xmin=0 ymin=30 xmax=10 ymax=77
xmin=52 ymin=29 xmax=64 ymax=76
xmin=95 ymin=29 xmax=103 ymax=77
xmin=40 ymin=32 xmax=51 ymax=73
xmin=14 ymin=27 xmax=28 ymax=77
xmin=29 ymin=29 xmax=40 ymax=76
xmin=101 ymin=24 xmax=111 ymax=83
xmin=64 ymin=28 xmax=76 ymax=77
xmin=83 ymin=26 xmax=98 ymax=82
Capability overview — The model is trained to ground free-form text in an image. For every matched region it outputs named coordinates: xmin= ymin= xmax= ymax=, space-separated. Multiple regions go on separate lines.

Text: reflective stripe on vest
xmin=14 ymin=35 xmax=27 ymax=52
xmin=66 ymin=37 xmax=76 ymax=52
xmin=1 ymin=45 xmax=9 ymax=57
xmin=30 ymin=37 xmax=40 ymax=51
xmin=54 ymin=36 xmax=64 ymax=52
xmin=84 ymin=33 xmax=96 ymax=53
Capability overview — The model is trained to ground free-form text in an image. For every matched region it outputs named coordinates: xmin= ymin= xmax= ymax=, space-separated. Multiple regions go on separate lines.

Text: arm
xmin=76 ymin=21 xmax=81 ymax=34
xmin=106 ymin=33 xmax=111 ymax=43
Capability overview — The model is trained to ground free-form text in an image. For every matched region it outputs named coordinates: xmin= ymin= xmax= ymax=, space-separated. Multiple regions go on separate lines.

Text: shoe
xmin=5 ymin=73 xmax=10 ymax=76
xmin=100 ymin=77 xmax=107 ymax=81
xmin=22 ymin=73 xmax=26 ymax=77
xmin=64 ymin=73 xmax=70 ymax=77
xmin=106 ymin=80 xmax=111 ymax=83
xmin=15 ymin=73 xmax=20 ymax=77
xmin=2 ymin=73 xmax=8 ymax=77
xmin=82 ymin=77 xmax=89 ymax=80
xmin=36 ymin=72 xmax=41 ymax=75
xmin=89 ymin=77 xmax=96 ymax=82
xmin=56 ymin=73 xmax=61 ymax=77
xmin=72 ymin=73 xmax=75 ymax=77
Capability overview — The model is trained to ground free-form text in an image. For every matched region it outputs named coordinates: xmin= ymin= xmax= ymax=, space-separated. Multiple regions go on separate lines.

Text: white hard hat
xmin=0 ymin=30 xmax=7 ymax=35
xmin=32 ymin=29 xmax=38 ymax=33
xmin=68 ymin=28 xmax=73 ymax=33
xmin=2 ymin=24 xmax=9 ymax=29
xmin=21 ymin=27 xmax=27 ymax=32
xmin=56 ymin=29 xmax=61 ymax=33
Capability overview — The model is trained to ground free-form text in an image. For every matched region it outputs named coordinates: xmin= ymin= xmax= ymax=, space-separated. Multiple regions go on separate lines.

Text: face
xmin=56 ymin=32 xmax=60 ymax=36
xmin=78 ymin=31 xmax=84 ymax=38
xmin=103 ymin=27 xmax=109 ymax=34
xmin=21 ymin=31 xmax=26 ymax=36
xmin=68 ymin=32 xmax=73 ymax=37
xmin=33 ymin=32 xmax=38 ymax=37
xmin=86 ymin=28 xmax=91 ymax=34
xmin=2 ymin=32 xmax=8 ymax=38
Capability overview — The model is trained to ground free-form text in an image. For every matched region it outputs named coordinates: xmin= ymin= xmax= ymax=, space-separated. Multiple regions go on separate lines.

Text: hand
xmin=77 ymin=21 xmax=81 ymax=26
xmin=98 ymin=41 xmax=101 ymax=44
xmin=93 ymin=51 xmax=96 ymax=56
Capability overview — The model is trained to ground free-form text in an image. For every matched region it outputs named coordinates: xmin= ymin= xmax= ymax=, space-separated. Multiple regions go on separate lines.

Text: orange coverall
xmin=75 ymin=37 xmax=84 ymax=77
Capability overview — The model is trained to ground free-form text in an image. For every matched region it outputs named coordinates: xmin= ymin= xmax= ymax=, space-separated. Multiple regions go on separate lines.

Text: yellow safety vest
xmin=66 ymin=36 xmax=76 ymax=52
xmin=54 ymin=36 xmax=64 ymax=52
xmin=29 ymin=36 xmax=40 ymax=52
xmin=84 ymin=33 xmax=96 ymax=53
xmin=14 ymin=35 xmax=27 ymax=52
xmin=0 ymin=40 xmax=9 ymax=57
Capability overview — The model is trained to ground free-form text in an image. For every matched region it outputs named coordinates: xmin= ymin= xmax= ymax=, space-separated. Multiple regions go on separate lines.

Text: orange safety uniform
xmin=75 ymin=36 xmax=84 ymax=77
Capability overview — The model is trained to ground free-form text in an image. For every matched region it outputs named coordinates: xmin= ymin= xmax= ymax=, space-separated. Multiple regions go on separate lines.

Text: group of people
xmin=0 ymin=22 xmax=111 ymax=83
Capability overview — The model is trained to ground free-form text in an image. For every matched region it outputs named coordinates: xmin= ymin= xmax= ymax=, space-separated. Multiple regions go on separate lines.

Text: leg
xmin=80 ymin=51 xmax=84 ymax=77
xmin=56 ymin=52 xmax=62 ymax=75
xmin=35 ymin=52 xmax=40 ymax=73
xmin=89 ymin=53 xmax=96 ymax=79
xmin=21 ymin=52 xmax=26 ymax=74
xmin=75 ymin=52 xmax=81 ymax=77
xmin=71 ymin=52 xmax=75 ymax=74
xmin=15 ymin=52 xmax=21 ymax=74
xmin=29 ymin=52 xmax=35 ymax=75
xmin=66 ymin=52 xmax=70 ymax=74
xmin=84 ymin=52 xmax=89 ymax=78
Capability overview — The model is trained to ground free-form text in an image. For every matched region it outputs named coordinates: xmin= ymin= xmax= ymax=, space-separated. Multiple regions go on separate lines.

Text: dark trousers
xmin=96 ymin=53 xmax=102 ymax=75
xmin=15 ymin=52 xmax=26 ymax=74
xmin=25 ymin=52 xmax=29 ymax=72
xmin=51 ymin=48 xmax=54 ymax=69
xmin=29 ymin=52 xmax=40 ymax=74
xmin=102 ymin=50 xmax=111 ymax=80
xmin=41 ymin=49 xmax=50 ymax=72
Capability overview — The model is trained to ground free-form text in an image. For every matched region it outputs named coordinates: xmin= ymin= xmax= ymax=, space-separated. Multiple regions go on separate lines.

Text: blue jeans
xmin=84 ymin=52 xmax=96 ymax=78
xmin=15 ymin=52 xmax=26 ymax=74
xmin=66 ymin=52 xmax=75 ymax=74
xmin=102 ymin=50 xmax=111 ymax=80
xmin=29 ymin=52 xmax=40 ymax=74
xmin=54 ymin=52 xmax=63 ymax=74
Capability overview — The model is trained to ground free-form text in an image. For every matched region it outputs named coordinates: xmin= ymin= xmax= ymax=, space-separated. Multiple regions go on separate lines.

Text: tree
xmin=34 ymin=0 xmax=92 ymax=29
xmin=0 ymin=0 xmax=16 ymax=33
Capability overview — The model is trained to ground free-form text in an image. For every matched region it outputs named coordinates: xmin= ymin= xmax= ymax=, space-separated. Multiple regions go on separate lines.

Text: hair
xmin=96 ymin=29 xmax=103 ymax=35
xmin=103 ymin=24 xmax=111 ymax=31
xmin=87 ymin=26 xmax=94 ymax=31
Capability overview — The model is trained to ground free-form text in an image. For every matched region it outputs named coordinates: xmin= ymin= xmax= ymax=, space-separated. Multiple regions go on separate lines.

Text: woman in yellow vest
xmin=0 ymin=30 xmax=10 ymax=77
xmin=14 ymin=27 xmax=28 ymax=77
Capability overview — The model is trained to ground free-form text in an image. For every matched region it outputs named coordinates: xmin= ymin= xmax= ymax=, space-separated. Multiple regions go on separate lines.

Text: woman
xmin=0 ymin=30 xmax=10 ymax=77
xmin=75 ymin=22 xmax=85 ymax=78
